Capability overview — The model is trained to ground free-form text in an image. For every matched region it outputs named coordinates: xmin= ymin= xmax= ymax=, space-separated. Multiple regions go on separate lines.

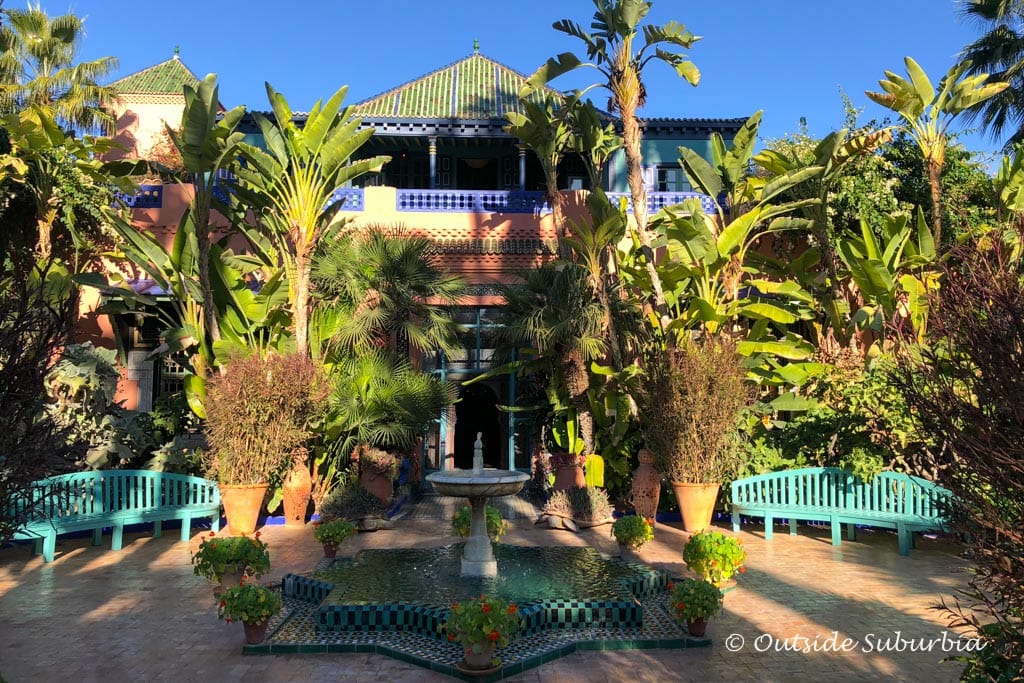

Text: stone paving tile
xmin=0 ymin=499 xmax=972 ymax=682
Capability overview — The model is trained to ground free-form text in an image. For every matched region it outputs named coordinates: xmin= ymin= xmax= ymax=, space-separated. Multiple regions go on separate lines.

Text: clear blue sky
xmin=64 ymin=0 xmax=1002 ymax=159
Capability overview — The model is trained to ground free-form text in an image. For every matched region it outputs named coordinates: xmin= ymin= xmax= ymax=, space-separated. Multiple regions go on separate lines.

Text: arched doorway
xmin=453 ymin=383 xmax=502 ymax=469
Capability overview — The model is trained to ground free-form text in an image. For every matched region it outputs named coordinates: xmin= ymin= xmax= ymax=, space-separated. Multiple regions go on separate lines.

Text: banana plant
xmin=865 ymin=57 xmax=1007 ymax=247
xmin=754 ymin=126 xmax=893 ymax=349
xmin=836 ymin=209 xmax=938 ymax=349
xmin=235 ymin=83 xmax=389 ymax=356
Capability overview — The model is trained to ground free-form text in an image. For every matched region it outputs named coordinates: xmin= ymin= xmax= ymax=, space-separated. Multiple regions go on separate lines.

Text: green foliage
xmin=216 ymin=581 xmax=282 ymax=625
xmin=542 ymin=486 xmax=613 ymax=522
xmin=682 ymin=530 xmax=746 ymax=587
xmin=641 ymin=336 xmax=754 ymax=483
xmin=611 ymin=514 xmax=653 ymax=550
xmin=451 ymin=504 xmax=508 ymax=541
xmin=313 ymin=519 xmax=356 ymax=547
xmin=191 ymin=531 xmax=270 ymax=581
xmin=669 ymin=578 xmax=724 ymax=622
xmin=441 ymin=594 xmax=523 ymax=654
xmin=203 ymin=352 xmax=327 ymax=485
xmin=319 ymin=474 xmax=387 ymax=521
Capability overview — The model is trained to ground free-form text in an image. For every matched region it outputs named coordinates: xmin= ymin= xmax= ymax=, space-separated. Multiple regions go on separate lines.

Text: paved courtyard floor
xmin=0 ymin=496 xmax=973 ymax=682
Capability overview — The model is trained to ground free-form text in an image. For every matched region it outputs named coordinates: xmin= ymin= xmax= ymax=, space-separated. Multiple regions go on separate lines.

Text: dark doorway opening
xmin=453 ymin=383 xmax=502 ymax=469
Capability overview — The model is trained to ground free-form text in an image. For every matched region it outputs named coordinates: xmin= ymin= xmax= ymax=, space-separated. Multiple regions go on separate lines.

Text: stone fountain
xmin=426 ymin=433 xmax=529 ymax=577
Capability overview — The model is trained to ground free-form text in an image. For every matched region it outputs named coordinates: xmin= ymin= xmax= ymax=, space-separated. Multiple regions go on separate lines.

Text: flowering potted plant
xmin=217 ymin=580 xmax=283 ymax=644
xmin=682 ymin=530 xmax=746 ymax=587
xmin=313 ymin=518 xmax=357 ymax=558
xmin=668 ymin=578 xmax=723 ymax=637
xmin=191 ymin=530 xmax=270 ymax=591
xmin=611 ymin=514 xmax=654 ymax=553
xmin=440 ymin=594 xmax=523 ymax=671
xmin=452 ymin=504 xmax=507 ymax=541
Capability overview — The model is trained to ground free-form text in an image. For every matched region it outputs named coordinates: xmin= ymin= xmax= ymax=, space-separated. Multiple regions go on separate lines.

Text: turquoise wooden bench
xmin=11 ymin=470 xmax=221 ymax=562
xmin=730 ymin=467 xmax=952 ymax=555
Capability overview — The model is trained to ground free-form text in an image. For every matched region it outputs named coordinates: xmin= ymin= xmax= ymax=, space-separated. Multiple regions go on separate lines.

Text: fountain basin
xmin=426 ymin=468 xmax=529 ymax=498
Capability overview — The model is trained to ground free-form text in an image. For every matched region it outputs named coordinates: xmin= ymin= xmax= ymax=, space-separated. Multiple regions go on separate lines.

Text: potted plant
xmin=539 ymin=486 xmax=614 ymax=530
xmin=682 ymin=530 xmax=747 ymax=587
xmin=217 ymin=580 xmax=283 ymax=644
xmin=440 ymin=594 xmax=523 ymax=672
xmin=668 ymin=578 xmax=723 ymax=637
xmin=452 ymin=503 xmax=508 ymax=541
xmin=203 ymin=352 xmax=327 ymax=534
xmin=355 ymin=445 xmax=399 ymax=503
xmin=611 ymin=514 xmax=654 ymax=556
xmin=313 ymin=518 xmax=357 ymax=558
xmin=641 ymin=336 xmax=753 ymax=532
xmin=549 ymin=451 xmax=587 ymax=491
xmin=191 ymin=530 xmax=270 ymax=593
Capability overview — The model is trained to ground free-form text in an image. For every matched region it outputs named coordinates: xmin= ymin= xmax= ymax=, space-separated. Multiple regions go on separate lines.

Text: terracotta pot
xmin=552 ymin=465 xmax=586 ymax=491
xmin=630 ymin=449 xmax=661 ymax=523
xmin=360 ymin=470 xmax=393 ymax=503
xmin=219 ymin=483 xmax=269 ymax=535
xmin=282 ymin=456 xmax=312 ymax=527
xmin=687 ymin=617 xmax=708 ymax=637
xmin=322 ymin=543 xmax=337 ymax=559
xmin=671 ymin=481 xmax=720 ymax=533
xmin=243 ymin=618 xmax=269 ymax=644
xmin=462 ymin=643 xmax=497 ymax=670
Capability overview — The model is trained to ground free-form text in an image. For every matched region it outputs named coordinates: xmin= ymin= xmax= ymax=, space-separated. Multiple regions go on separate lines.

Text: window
xmin=656 ymin=166 xmax=691 ymax=192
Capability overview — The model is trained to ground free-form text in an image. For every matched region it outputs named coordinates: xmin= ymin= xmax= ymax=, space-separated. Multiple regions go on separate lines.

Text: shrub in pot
xmin=313 ymin=518 xmax=357 ymax=558
xmin=217 ymin=580 xmax=283 ymax=644
xmin=640 ymin=336 xmax=753 ymax=532
xmin=440 ymin=594 xmax=523 ymax=670
xmin=682 ymin=530 xmax=746 ymax=587
xmin=191 ymin=529 xmax=270 ymax=589
xmin=611 ymin=514 xmax=654 ymax=553
xmin=668 ymin=578 xmax=723 ymax=637
xmin=203 ymin=352 xmax=327 ymax=534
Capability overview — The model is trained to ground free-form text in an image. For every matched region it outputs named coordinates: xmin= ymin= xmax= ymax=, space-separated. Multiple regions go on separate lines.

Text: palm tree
xmin=0 ymin=4 xmax=118 ymax=133
xmin=236 ymin=84 xmax=389 ymax=356
xmin=310 ymin=225 xmax=466 ymax=361
xmin=866 ymin=56 xmax=1007 ymax=247
xmin=959 ymin=0 xmax=1024 ymax=149
xmin=496 ymin=262 xmax=606 ymax=454
xmin=524 ymin=0 xmax=700 ymax=326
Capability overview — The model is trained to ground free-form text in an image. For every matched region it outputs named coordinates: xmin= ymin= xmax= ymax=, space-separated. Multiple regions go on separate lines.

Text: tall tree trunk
xmin=294 ymin=250 xmax=311 ymax=357
xmin=927 ymin=158 xmax=943 ymax=249
xmin=620 ymin=104 xmax=667 ymax=330
xmin=563 ymin=350 xmax=594 ymax=455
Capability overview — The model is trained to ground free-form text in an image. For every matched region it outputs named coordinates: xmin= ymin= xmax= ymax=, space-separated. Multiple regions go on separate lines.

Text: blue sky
xmin=64 ymin=0 xmax=1002 ymax=159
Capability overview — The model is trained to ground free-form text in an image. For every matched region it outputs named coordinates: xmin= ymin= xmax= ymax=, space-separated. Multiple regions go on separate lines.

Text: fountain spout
xmin=472 ymin=432 xmax=484 ymax=474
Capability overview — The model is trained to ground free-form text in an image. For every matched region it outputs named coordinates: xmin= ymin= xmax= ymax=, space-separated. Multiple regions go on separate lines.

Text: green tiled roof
xmin=355 ymin=50 xmax=557 ymax=120
xmin=109 ymin=56 xmax=200 ymax=95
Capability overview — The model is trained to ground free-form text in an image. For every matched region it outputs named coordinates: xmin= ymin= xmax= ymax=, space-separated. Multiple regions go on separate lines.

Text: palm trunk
xmin=548 ymin=179 xmax=571 ymax=260
xmin=621 ymin=104 xmax=667 ymax=330
xmin=563 ymin=350 xmax=594 ymax=455
xmin=294 ymin=250 xmax=311 ymax=357
xmin=927 ymin=158 xmax=943 ymax=249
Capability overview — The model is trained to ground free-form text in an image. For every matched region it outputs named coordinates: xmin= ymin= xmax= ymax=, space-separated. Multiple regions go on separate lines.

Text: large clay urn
xmin=282 ymin=450 xmax=312 ymax=527
xmin=630 ymin=449 xmax=661 ymax=524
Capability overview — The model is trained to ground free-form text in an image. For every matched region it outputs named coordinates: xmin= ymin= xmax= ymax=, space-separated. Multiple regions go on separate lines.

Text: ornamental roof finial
xmin=473 ymin=38 xmax=479 ymax=54
xmin=173 ymin=45 xmax=180 ymax=59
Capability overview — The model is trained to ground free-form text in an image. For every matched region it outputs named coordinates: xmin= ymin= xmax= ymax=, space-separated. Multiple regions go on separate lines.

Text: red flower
xmin=667 ymin=581 xmax=674 ymax=591
xmin=676 ymin=602 xmax=686 ymax=610
xmin=489 ymin=629 xmax=500 ymax=642
xmin=209 ymin=543 xmax=216 ymax=550
xmin=254 ymin=531 xmax=261 ymax=539
xmin=481 ymin=604 xmax=491 ymax=614
xmin=209 ymin=531 xmax=216 ymax=538
xmin=219 ymin=600 xmax=226 ymax=608
xmin=739 ymin=566 xmax=747 ymax=574
xmin=507 ymin=605 xmax=517 ymax=615
xmin=452 ymin=603 xmax=459 ymax=610
xmin=447 ymin=633 xmax=456 ymax=642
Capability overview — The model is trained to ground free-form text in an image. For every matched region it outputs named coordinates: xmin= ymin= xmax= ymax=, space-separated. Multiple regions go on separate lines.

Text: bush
xmin=893 ymin=241 xmax=1024 ymax=676
xmin=669 ymin=578 xmax=723 ymax=622
xmin=452 ymin=504 xmax=507 ymax=541
xmin=641 ymin=336 xmax=754 ymax=483
xmin=203 ymin=352 xmax=327 ymax=485
xmin=682 ymin=530 xmax=746 ymax=587
xmin=313 ymin=519 xmax=357 ymax=546
xmin=542 ymin=486 xmax=612 ymax=523
xmin=217 ymin=581 xmax=282 ymax=624
xmin=191 ymin=530 xmax=270 ymax=581
xmin=611 ymin=514 xmax=653 ymax=550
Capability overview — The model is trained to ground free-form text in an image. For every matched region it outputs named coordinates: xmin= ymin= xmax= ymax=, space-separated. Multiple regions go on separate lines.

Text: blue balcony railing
xmin=396 ymin=189 xmax=550 ymax=214
xmin=607 ymin=191 xmax=716 ymax=215
xmin=328 ymin=188 xmax=365 ymax=211
xmin=116 ymin=185 xmax=163 ymax=208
